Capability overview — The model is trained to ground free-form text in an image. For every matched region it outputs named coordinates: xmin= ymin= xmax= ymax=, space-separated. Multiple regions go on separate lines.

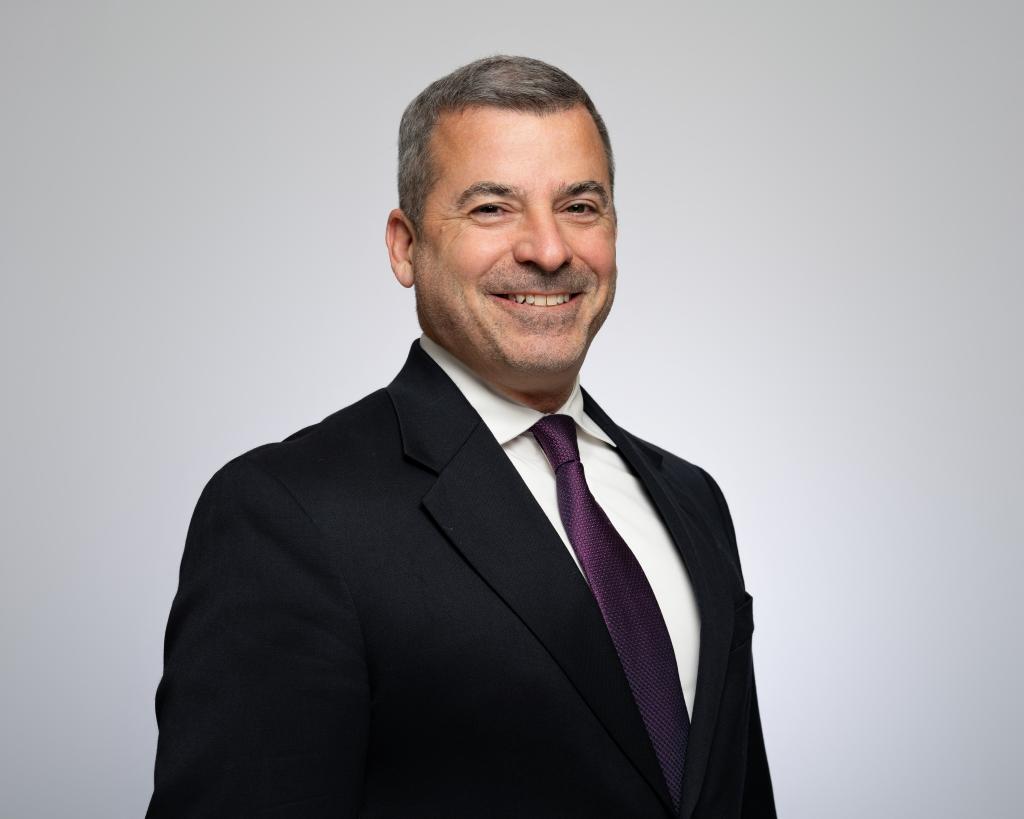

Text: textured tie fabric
xmin=531 ymin=414 xmax=689 ymax=810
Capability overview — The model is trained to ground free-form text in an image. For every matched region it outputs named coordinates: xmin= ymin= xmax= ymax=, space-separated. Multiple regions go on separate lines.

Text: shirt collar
xmin=418 ymin=335 xmax=616 ymax=448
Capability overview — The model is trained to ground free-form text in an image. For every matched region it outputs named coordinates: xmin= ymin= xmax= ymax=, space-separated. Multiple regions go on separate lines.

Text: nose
xmin=511 ymin=210 xmax=573 ymax=273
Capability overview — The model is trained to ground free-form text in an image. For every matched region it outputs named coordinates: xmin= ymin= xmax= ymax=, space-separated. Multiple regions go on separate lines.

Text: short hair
xmin=398 ymin=55 xmax=615 ymax=231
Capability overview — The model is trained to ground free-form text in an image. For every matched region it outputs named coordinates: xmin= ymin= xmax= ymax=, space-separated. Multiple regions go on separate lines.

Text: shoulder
xmin=623 ymin=432 xmax=726 ymax=515
xmin=628 ymin=434 xmax=721 ymax=504
xmin=197 ymin=388 xmax=403 ymax=523
xmin=620 ymin=429 xmax=742 ymax=567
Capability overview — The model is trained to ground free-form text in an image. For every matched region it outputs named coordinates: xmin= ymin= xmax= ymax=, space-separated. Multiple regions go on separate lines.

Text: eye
xmin=564 ymin=201 xmax=599 ymax=217
xmin=471 ymin=203 xmax=505 ymax=216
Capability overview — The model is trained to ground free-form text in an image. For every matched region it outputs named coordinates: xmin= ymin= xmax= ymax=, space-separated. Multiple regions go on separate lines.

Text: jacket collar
xmin=385 ymin=340 xmax=481 ymax=474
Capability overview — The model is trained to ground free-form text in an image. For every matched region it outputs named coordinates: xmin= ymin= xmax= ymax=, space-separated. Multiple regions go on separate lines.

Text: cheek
xmin=578 ymin=236 xmax=617 ymax=280
xmin=444 ymin=239 xmax=509 ymax=289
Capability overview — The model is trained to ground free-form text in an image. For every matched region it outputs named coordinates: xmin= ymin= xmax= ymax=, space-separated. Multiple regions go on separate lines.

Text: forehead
xmin=427 ymin=105 xmax=610 ymax=199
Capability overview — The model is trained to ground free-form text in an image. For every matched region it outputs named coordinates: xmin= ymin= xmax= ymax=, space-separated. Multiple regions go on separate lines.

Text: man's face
xmin=406 ymin=105 xmax=617 ymax=396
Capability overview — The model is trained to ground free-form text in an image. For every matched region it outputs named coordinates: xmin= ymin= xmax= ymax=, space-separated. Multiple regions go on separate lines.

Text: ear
xmin=385 ymin=209 xmax=417 ymax=288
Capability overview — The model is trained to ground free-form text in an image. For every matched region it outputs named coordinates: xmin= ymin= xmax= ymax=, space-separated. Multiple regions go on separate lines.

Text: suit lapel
xmin=582 ymin=391 xmax=737 ymax=819
xmin=387 ymin=344 xmax=674 ymax=812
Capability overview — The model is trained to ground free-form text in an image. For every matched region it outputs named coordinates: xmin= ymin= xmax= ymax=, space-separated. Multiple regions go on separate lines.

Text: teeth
xmin=504 ymin=293 xmax=572 ymax=307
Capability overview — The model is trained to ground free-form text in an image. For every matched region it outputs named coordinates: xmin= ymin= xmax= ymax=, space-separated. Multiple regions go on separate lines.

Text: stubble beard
xmin=414 ymin=258 xmax=616 ymax=382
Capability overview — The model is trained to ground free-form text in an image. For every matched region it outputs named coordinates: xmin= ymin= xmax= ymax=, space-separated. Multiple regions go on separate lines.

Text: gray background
xmin=2 ymin=2 xmax=1021 ymax=817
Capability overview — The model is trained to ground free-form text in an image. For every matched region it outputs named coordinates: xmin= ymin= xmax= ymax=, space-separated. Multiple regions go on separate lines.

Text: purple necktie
xmin=531 ymin=414 xmax=689 ymax=810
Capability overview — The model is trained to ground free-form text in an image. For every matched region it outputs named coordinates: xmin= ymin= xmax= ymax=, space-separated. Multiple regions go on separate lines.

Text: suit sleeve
xmin=147 ymin=456 xmax=370 ymax=818
xmin=701 ymin=468 xmax=778 ymax=818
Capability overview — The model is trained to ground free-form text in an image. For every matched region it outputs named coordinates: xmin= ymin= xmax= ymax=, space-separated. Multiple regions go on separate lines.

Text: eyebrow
xmin=454 ymin=182 xmax=525 ymax=210
xmin=555 ymin=180 xmax=610 ymax=209
xmin=453 ymin=180 xmax=611 ymax=210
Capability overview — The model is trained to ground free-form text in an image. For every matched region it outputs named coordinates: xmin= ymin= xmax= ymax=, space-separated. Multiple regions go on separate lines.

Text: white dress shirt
xmin=419 ymin=335 xmax=701 ymax=717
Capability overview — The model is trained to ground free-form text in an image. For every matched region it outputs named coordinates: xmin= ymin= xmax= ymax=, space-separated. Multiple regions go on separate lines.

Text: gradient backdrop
xmin=2 ymin=2 xmax=1021 ymax=817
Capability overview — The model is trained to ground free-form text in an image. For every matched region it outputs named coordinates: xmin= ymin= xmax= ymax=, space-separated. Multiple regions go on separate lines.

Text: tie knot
xmin=530 ymin=414 xmax=580 ymax=471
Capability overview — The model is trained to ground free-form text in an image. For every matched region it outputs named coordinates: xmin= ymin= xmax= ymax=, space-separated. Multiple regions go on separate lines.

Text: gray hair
xmin=398 ymin=55 xmax=614 ymax=231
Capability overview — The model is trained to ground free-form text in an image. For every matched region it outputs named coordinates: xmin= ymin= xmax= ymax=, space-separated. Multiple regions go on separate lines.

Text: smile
xmin=496 ymin=293 xmax=577 ymax=307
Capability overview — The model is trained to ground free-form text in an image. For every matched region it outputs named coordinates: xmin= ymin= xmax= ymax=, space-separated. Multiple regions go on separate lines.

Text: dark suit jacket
xmin=147 ymin=342 xmax=775 ymax=818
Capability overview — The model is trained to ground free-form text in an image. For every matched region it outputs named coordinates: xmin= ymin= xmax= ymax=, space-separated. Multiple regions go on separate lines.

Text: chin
xmin=494 ymin=336 xmax=587 ymax=377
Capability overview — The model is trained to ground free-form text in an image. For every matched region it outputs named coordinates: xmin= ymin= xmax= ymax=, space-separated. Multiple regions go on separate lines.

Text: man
xmin=148 ymin=56 xmax=775 ymax=818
